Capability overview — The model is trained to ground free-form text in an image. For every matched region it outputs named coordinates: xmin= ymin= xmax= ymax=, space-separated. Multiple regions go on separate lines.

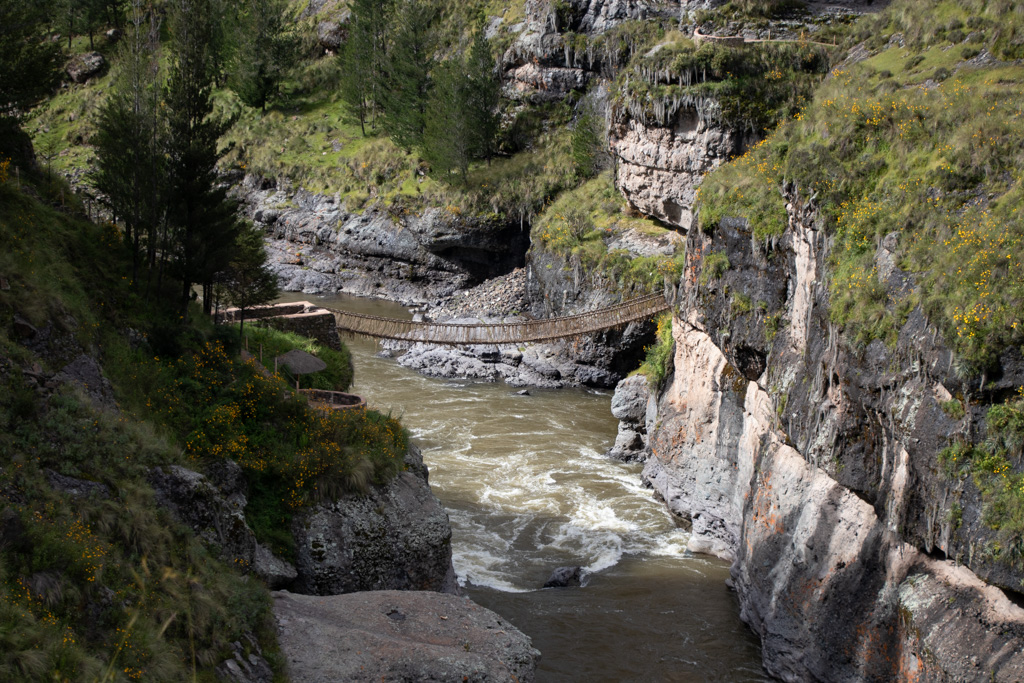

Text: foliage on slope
xmin=697 ymin=0 xmax=1024 ymax=367
xmin=0 ymin=164 xmax=405 ymax=677
xmin=532 ymin=171 xmax=685 ymax=295
xmin=613 ymin=35 xmax=834 ymax=133
xmin=0 ymin=177 xmax=280 ymax=680
xmin=694 ymin=0 xmax=1024 ymax=568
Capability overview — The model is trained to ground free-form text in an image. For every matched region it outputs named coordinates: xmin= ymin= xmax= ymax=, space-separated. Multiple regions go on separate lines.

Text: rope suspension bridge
xmin=327 ymin=293 xmax=671 ymax=346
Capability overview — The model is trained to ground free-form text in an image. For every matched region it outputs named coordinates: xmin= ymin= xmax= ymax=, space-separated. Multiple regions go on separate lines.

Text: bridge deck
xmin=328 ymin=293 xmax=670 ymax=345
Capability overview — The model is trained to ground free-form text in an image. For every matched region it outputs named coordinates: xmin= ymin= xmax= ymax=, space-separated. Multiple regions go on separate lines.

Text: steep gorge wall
xmin=641 ymin=191 xmax=1024 ymax=680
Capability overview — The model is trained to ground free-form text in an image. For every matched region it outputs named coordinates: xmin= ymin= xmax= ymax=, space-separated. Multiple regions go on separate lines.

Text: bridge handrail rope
xmin=326 ymin=293 xmax=671 ymax=345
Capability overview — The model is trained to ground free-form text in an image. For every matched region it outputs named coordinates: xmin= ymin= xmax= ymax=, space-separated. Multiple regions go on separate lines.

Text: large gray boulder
xmin=273 ymin=590 xmax=539 ymax=682
xmin=291 ymin=445 xmax=459 ymax=595
xmin=66 ymin=52 xmax=106 ymax=83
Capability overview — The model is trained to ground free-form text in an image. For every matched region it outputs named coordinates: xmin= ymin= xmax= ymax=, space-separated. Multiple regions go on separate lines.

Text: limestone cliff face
xmin=639 ymin=189 xmax=1024 ymax=680
xmin=610 ymin=109 xmax=743 ymax=230
xmin=500 ymin=0 xmax=677 ymax=101
xmin=233 ymin=175 xmax=529 ymax=304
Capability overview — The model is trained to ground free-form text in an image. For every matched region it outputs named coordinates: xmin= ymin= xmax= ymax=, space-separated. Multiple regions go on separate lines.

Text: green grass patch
xmin=613 ymin=38 xmax=833 ymax=134
xmin=240 ymin=324 xmax=353 ymax=392
xmin=699 ymin=251 xmax=731 ymax=285
xmin=532 ymin=171 xmax=686 ymax=294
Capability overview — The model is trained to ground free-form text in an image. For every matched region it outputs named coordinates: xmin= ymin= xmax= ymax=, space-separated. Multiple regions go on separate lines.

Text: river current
xmin=278 ymin=292 xmax=767 ymax=682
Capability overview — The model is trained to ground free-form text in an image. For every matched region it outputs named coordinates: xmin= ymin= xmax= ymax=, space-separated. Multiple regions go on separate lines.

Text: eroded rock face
xmin=149 ymin=464 xmax=298 ymax=589
xmin=291 ymin=445 xmax=459 ymax=595
xmin=610 ymin=111 xmax=743 ymax=230
xmin=500 ymin=0 xmax=676 ymax=101
xmin=150 ymin=447 xmax=459 ymax=597
xmin=607 ymin=373 xmax=652 ymax=461
xmin=234 ymin=176 xmax=529 ymax=304
xmin=273 ymin=590 xmax=539 ymax=683
xmin=640 ymin=186 xmax=1024 ymax=680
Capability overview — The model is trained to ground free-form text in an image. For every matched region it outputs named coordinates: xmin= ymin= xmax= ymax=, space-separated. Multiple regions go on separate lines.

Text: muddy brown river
xmin=278 ymin=292 xmax=767 ymax=682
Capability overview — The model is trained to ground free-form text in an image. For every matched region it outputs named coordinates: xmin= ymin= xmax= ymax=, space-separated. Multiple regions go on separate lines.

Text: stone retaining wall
xmin=221 ymin=302 xmax=342 ymax=351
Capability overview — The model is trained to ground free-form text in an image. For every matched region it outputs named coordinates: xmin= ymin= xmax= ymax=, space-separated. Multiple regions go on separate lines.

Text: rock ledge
xmin=273 ymin=590 xmax=539 ymax=682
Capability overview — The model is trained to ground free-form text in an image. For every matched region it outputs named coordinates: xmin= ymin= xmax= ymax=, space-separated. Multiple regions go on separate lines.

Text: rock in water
xmin=543 ymin=566 xmax=581 ymax=588
xmin=273 ymin=590 xmax=540 ymax=682
xmin=607 ymin=374 xmax=651 ymax=461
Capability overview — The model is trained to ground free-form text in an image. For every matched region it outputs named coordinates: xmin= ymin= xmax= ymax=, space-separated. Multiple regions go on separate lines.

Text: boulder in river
xmin=543 ymin=566 xmax=582 ymax=588
xmin=273 ymin=589 xmax=539 ymax=682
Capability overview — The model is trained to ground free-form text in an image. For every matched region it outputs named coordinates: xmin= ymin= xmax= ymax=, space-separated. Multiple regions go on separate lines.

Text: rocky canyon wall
xmin=609 ymin=110 xmax=743 ymax=230
xmin=636 ymin=190 xmax=1024 ymax=680
xmin=232 ymin=175 xmax=529 ymax=305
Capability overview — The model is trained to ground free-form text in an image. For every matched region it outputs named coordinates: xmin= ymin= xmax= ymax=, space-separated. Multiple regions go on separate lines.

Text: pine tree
xmin=81 ymin=0 xmax=107 ymax=50
xmin=0 ymin=0 xmax=61 ymax=133
xmin=164 ymin=0 xmax=240 ymax=317
xmin=422 ymin=32 xmax=500 ymax=182
xmin=464 ymin=30 xmax=500 ymax=162
xmin=380 ymin=0 xmax=435 ymax=151
xmin=228 ymin=0 xmax=292 ymax=110
xmin=223 ymin=224 xmax=280 ymax=343
xmin=93 ymin=0 xmax=163 ymax=288
xmin=422 ymin=60 xmax=473 ymax=181
xmin=338 ymin=0 xmax=392 ymax=135
xmin=570 ymin=104 xmax=605 ymax=180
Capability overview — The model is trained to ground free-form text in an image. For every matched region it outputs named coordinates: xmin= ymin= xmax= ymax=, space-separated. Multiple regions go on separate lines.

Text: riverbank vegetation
xmin=0 ymin=167 xmax=284 ymax=679
xmin=636 ymin=313 xmax=675 ymax=387
xmin=1 ymin=97 xmax=404 ymax=681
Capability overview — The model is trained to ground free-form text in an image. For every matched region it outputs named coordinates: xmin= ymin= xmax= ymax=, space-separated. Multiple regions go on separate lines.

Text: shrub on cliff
xmin=637 ymin=313 xmax=674 ymax=387
xmin=941 ymin=390 xmax=1024 ymax=567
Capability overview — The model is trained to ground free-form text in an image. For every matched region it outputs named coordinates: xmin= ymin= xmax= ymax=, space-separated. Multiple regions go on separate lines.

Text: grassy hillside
xmin=698 ymin=0 xmax=1024 ymax=365
xmin=0 ymin=161 xmax=406 ymax=678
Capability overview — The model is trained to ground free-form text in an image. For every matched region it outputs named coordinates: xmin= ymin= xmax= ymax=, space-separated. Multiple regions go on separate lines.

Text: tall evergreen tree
xmin=0 ymin=0 xmax=61 ymax=159
xmin=165 ymin=0 xmax=240 ymax=317
xmin=338 ymin=0 xmax=392 ymax=135
xmin=81 ymin=0 xmax=107 ymax=49
xmin=422 ymin=60 xmax=473 ymax=181
xmin=223 ymin=224 xmax=279 ymax=343
xmin=229 ymin=0 xmax=292 ymax=111
xmin=464 ymin=30 xmax=500 ymax=162
xmin=93 ymin=0 xmax=163 ymax=288
xmin=380 ymin=0 xmax=435 ymax=151
xmin=422 ymin=32 xmax=500 ymax=182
